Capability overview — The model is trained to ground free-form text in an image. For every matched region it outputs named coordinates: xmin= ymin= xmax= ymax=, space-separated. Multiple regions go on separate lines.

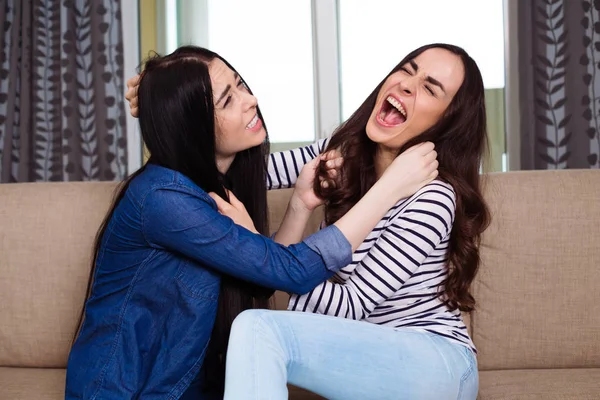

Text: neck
xmin=375 ymin=145 xmax=396 ymax=179
xmin=216 ymin=154 xmax=235 ymax=174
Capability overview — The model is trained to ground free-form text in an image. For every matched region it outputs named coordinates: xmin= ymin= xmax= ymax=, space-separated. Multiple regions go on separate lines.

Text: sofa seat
xmin=0 ymin=367 xmax=66 ymax=399
xmin=0 ymin=366 xmax=325 ymax=400
xmin=479 ymin=368 xmax=600 ymax=399
xmin=3 ymin=367 xmax=597 ymax=400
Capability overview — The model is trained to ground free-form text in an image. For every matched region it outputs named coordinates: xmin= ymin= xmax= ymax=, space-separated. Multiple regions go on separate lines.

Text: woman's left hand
xmin=208 ymin=190 xmax=258 ymax=234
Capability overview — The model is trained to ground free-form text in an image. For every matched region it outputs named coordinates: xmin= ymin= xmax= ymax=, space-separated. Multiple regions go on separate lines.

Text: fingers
xmin=125 ymin=87 xmax=138 ymax=117
xmin=130 ymin=93 xmax=138 ymax=108
xmin=208 ymin=192 xmax=232 ymax=213
xmin=128 ymin=104 xmax=138 ymax=118
xmin=424 ymin=162 xmax=439 ymax=185
xmin=322 ymin=149 xmax=342 ymax=161
xmin=424 ymin=150 xmax=438 ymax=164
xmin=423 ymin=158 xmax=439 ymax=176
xmin=125 ymin=75 xmax=140 ymax=118
xmin=323 ymin=149 xmax=343 ymax=165
xmin=426 ymin=169 xmax=439 ymax=184
xmin=305 ymin=150 xmax=343 ymax=191
xmin=404 ymin=141 xmax=434 ymax=155
xmin=416 ymin=141 xmax=435 ymax=155
xmin=321 ymin=150 xmax=343 ymax=183
xmin=125 ymin=77 xmax=139 ymax=103
xmin=126 ymin=75 xmax=140 ymax=90
xmin=319 ymin=175 xmax=337 ymax=189
xmin=325 ymin=157 xmax=343 ymax=169
xmin=225 ymin=190 xmax=244 ymax=208
xmin=305 ymin=155 xmax=322 ymax=169
xmin=402 ymin=142 xmax=421 ymax=154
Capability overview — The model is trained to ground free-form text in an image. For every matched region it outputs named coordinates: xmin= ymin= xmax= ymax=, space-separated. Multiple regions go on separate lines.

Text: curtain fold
xmin=518 ymin=0 xmax=600 ymax=170
xmin=0 ymin=0 xmax=127 ymax=183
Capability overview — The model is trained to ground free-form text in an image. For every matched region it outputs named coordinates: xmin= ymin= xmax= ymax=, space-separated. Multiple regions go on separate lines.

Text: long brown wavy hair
xmin=315 ymin=43 xmax=491 ymax=312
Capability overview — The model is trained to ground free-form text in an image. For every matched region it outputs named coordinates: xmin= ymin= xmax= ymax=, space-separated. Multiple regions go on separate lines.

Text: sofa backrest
xmin=0 ymin=182 xmax=118 ymax=367
xmin=474 ymin=170 xmax=600 ymax=370
xmin=1 ymin=170 xmax=599 ymax=370
xmin=0 ymin=182 xmax=321 ymax=368
xmin=267 ymin=171 xmax=600 ymax=370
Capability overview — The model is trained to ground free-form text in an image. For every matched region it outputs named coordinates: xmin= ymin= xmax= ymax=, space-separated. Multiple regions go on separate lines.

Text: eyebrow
xmin=216 ymin=72 xmax=240 ymax=105
xmin=408 ymin=60 xmax=446 ymax=94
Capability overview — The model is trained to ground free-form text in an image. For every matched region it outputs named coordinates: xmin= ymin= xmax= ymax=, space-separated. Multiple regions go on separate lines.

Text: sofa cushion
xmin=473 ymin=170 xmax=600 ymax=370
xmin=478 ymin=368 xmax=600 ymax=399
xmin=0 ymin=367 xmax=66 ymax=399
xmin=0 ymin=366 xmax=324 ymax=400
xmin=3 ymin=367 xmax=598 ymax=400
xmin=0 ymin=185 xmax=310 ymax=368
xmin=267 ymin=188 xmax=323 ymax=238
xmin=0 ymin=182 xmax=118 ymax=367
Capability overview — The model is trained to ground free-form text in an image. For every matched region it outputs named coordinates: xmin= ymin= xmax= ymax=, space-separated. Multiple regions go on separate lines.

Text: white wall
xmin=122 ymin=0 xmax=141 ymax=173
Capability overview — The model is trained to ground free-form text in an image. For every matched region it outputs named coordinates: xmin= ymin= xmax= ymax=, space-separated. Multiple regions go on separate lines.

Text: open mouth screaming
xmin=377 ymin=95 xmax=408 ymax=127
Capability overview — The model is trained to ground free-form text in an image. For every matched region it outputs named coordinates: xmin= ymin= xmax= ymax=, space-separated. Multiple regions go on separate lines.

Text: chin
xmin=365 ymin=118 xmax=393 ymax=145
xmin=367 ymin=120 xmax=419 ymax=153
xmin=365 ymin=119 xmax=380 ymax=143
xmin=254 ymin=127 xmax=267 ymax=145
xmin=245 ymin=128 xmax=267 ymax=150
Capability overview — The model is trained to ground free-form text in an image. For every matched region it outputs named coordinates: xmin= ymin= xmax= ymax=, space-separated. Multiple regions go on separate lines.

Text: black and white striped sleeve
xmin=266 ymin=138 xmax=329 ymax=190
xmin=288 ymin=184 xmax=456 ymax=319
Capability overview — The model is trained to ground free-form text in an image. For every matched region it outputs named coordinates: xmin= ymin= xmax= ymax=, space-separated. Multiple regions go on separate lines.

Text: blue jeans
xmin=224 ymin=310 xmax=478 ymax=400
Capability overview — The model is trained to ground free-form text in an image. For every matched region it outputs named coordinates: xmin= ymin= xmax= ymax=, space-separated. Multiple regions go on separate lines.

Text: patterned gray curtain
xmin=0 ymin=0 xmax=127 ymax=183
xmin=519 ymin=0 xmax=600 ymax=169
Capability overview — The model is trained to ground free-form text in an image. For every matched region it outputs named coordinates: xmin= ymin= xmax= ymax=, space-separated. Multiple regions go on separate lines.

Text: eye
xmin=425 ymin=85 xmax=435 ymax=96
xmin=237 ymin=80 xmax=248 ymax=91
xmin=400 ymin=66 xmax=412 ymax=75
xmin=223 ymin=95 xmax=232 ymax=108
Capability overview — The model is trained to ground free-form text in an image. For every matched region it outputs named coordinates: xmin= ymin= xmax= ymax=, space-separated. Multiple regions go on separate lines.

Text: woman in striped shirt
xmin=222 ymin=44 xmax=490 ymax=400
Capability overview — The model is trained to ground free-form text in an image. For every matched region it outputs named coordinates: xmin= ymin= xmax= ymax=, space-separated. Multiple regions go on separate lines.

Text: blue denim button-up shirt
xmin=65 ymin=164 xmax=351 ymax=400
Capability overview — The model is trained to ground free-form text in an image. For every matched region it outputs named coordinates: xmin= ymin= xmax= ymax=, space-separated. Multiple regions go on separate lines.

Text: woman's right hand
xmin=208 ymin=190 xmax=258 ymax=234
xmin=292 ymin=150 xmax=343 ymax=212
xmin=380 ymin=142 xmax=439 ymax=200
xmin=125 ymin=75 xmax=141 ymax=118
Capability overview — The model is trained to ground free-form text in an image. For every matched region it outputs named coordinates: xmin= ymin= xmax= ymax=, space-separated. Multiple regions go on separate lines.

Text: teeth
xmin=247 ymin=114 xmax=259 ymax=129
xmin=386 ymin=96 xmax=407 ymax=117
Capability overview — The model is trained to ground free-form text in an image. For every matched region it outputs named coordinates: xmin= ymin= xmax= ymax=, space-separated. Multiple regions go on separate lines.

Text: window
xmin=145 ymin=0 xmax=507 ymax=169
xmin=337 ymin=0 xmax=506 ymax=171
xmin=170 ymin=0 xmax=315 ymax=144
xmin=338 ymin=0 xmax=505 ymax=118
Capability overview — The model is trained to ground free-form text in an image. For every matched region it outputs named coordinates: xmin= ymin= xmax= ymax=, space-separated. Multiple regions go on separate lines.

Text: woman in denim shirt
xmin=65 ymin=47 xmax=438 ymax=399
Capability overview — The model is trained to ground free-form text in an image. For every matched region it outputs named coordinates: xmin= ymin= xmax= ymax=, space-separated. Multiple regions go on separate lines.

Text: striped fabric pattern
xmin=268 ymin=139 xmax=475 ymax=353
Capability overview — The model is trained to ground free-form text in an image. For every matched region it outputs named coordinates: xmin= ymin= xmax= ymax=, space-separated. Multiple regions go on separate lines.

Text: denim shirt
xmin=65 ymin=164 xmax=351 ymax=400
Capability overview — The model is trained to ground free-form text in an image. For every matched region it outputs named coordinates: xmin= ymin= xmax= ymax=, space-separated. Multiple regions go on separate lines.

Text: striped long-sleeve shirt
xmin=267 ymin=138 xmax=475 ymax=353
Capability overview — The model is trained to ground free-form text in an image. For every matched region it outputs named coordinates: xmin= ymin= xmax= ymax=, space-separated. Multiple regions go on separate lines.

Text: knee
xmin=230 ymin=309 xmax=271 ymax=337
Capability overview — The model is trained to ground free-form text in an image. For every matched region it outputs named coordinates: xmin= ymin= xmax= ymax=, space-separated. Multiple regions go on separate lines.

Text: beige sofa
xmin=1 ymin=170 xmax=599 ymax=399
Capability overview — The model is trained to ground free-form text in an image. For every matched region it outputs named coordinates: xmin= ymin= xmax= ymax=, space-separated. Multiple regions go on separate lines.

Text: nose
xmin=399 ymin=78 xmax=415 ymax=96
xmin=241 ymin=90 xmax=258 ymax=111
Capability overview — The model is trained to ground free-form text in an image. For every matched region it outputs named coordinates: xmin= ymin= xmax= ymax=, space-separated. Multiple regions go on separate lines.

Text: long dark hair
xmin=75 ymin=46 xmax=271 ymax=393
xmin=315 ymin=43 xmax=490 ymax=312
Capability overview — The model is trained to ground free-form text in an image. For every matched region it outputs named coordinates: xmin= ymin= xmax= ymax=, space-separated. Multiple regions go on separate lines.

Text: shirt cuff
xmin=302 ymin=225 xmax=352 ymax=272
